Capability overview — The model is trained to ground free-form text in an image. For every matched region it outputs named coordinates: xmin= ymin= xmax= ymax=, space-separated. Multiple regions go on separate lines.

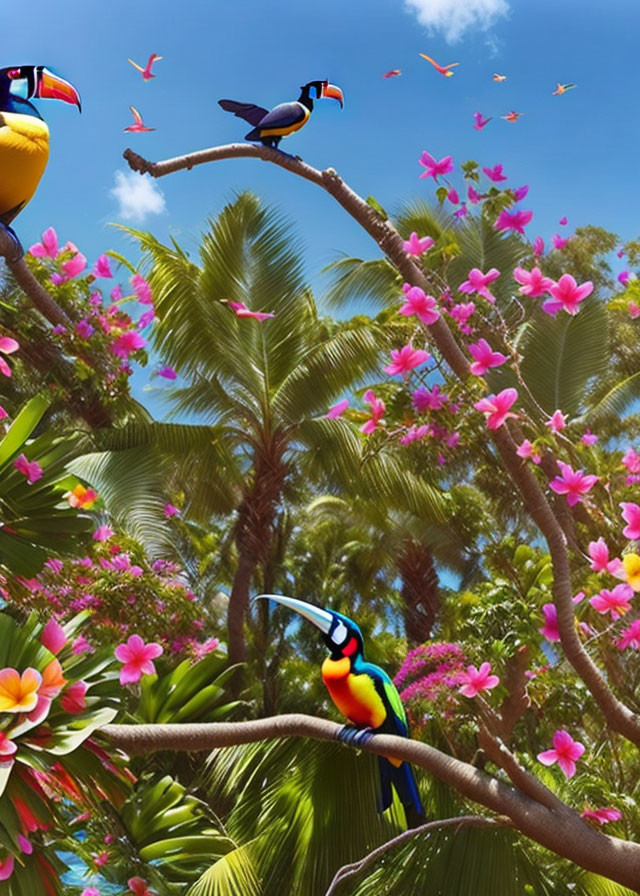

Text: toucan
xmin=257 ymin=593 xmax=424 ymax=827
xmin=218 ymin=80 xmax=344 ymax=150
xmin=0 ymin=65 xmax=81 ymax=262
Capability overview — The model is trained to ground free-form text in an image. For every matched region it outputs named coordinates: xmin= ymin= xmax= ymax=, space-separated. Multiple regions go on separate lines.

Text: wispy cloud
xmin=109 ymin=170 xmax=166 ymax=222
xmin=404 ymin=0 xmax=509 ymax=44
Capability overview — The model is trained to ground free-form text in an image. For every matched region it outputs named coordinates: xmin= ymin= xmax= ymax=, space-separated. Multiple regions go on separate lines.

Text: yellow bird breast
xmin=0 ymin=113 xmax=50 ymax=221
xmin=322 ymin=658 xmax=387 ymax=729
xmin=260 ymin=107 xmax=310 ymax=138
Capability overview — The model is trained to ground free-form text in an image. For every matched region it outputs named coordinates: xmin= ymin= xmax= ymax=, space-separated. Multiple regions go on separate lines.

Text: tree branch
xmin=324 ymin=815 xmax=511 ymax=896
xmin=0 ymin=230 xmax=70 ymax=328
xmin=102 ymin=715 xmax=640 ymax=891
xmin=121 ymin=141 xmax=640 ymax=746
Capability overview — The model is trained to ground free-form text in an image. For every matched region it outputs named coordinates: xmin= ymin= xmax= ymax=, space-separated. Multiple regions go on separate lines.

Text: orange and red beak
xmin=35 ymin=67 xmax=82 ymax=111
xmin=321 ymin=81 xmax=344 ymax=108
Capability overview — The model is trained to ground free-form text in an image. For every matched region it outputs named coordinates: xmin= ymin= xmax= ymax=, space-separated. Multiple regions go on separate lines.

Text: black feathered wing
xmin=218 ymin=99 xmax=269 ymax=127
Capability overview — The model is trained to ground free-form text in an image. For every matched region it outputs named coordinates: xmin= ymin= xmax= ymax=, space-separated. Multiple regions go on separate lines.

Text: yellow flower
xmin=67 ymin=484 xmax=98 ymax=509
xmin=623 ymin=553 xmax=640 ymax=593
xmin=0 ymin=668 xmax=42 ymax=713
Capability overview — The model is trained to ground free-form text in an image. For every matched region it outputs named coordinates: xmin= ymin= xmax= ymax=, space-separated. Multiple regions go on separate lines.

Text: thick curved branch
xmin=324 ymin=815 xmax=510 ymax=896
xmin=102 ymin=715 xmax=640 ymax=891
xmin=123 ymin=143 xmax=640 ymax=746
xmin=0 ymin=230 xmax=70 ymax=328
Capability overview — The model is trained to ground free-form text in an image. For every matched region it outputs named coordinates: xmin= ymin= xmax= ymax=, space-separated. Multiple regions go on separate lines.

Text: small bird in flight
xmin=128 ymin=54 xmax=162 ymax=82
xmin=473 ymin=112 xmax=492 ymax=130
xmin=419 ymin=53 xmax=459 ymax=77
xmin=123 ymin=106 xmax=155 ymax=132
xmin=493 ymin=73 xmax=507 ymax=82
xmin=552 ymin=82 xmax=576 ymax=96
xmin=501 ymin=110 xmax=523 ymax=122
xmin=382 ymin=70 xmax=402 ymax=79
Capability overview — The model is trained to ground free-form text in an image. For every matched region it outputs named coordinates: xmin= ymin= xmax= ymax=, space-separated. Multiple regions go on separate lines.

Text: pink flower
xmin=618 ymin=270 xmax=630 ymax=286
xmin=551 ymin=233 xmax=570 ymax=250
xmin=132 ymin=273 xmax=153 ymax=305
xmin=61 ymin=251 xmax=87 ymax=279
xmin=545 ymin=410 xmax=567 ymax=433
xmin=361 ymin=389 xmax=386 ymax=434
xmin=41 ymin=619 xmax=66 ymax=654
xmin=418 ymin=151 xmax=454 ymax=181
xmin=0 ymin=336 xmax=19 ymax=378
xmin=549 ymin=461 xmax=598 ymax=506
xmin=115 ymin=634 xmax=163 ymax=685
xmin=587 ymin=538 xmax=623 ymax=575
xmin=459 ymin=268 xmax=500 ymax=304
xmin=449 ymin=301 xmax=476 ymax=333
xmin=138 ymin=308 xmax=155 ymax=329
xmin=620 ymin=502 xmax=640 ymax=539
xmin=93 ymin=254 xmax=113 ymax=278
xmin=539 ymin=603 xmax=560 ymax=642
xmin=532 ymin=236 xmax=545 ymax=257
xmin=128 ymin=878 xmax=153 ymax=896
xmin=447 ymin=188 xmax=460 ymax=204
xmin=467 ymin=184 xmax=481 ymax=204
xmin=482 ymin=164 xmax=507 ymax=182
xmin=516 ymin=439 xmax=541 ymax=465
xmin=13 ymin=454 xmax=43 ymax=484
xmin=93 ymin=852 xmax=109 ymax=867
xmin=413 ymin=384 xmax=447 ymax=412
xmin=228 ymin=301 xmax=274 ymax=321
xmin=61 ymin=680 xmax=88 ymax=714
xmin=0 ymin=730 xmax=17 ymax=763
xmin=617 ymin=619 xmax=640 ymax=650
xmin=0 ymin=406 xmax=7 ymax=421
xmin=72 ymin=635 xmax=94 ymax=655
xmin=581 ymin=430 xmax=598 ymax=445
xmin=622 ymin=449 xmax=640 ymax=474
xmin=629 ymin=302 xmax=640 ymax=319
xmin=0 ymin=855 xmax=14 ymax=881
xmin=559 ymin=216 xmax=568 ymax=226
xmin=93 ymin=525 xmax=114 ymax=541
xmin=326 ymin=399 xmax=349 ymax=419
xmin=537 ymin=730 xmax=585 ymax=778
xmin=110 ymin=285 xmax=123 ymax=302
xmin=542 ymin=274 xmax=593 ymax=316
xmin=513 ymin=185 xmax=529 ymax=201
xmin=581 ymin=807 xmax=622 ymax=825
xmin=403 ymin=233 xmax=434 ymax=256
xmin=164 ymin=503 xmax=181 ymax=518
xmin=458 ymin=662 xmax=500 ymax=698
xmin=76 ymin=319 xmax=94 ymax=340
xmin=191 ymin=637 xmax=220 ymax=660
xmin=494 ymin=208 xmax=533 ymax=235
xmin=384 ymin=344 xmax=430 ymax=376
xmin=157 ymin=365 xmax=177 ymax=380
xmin=82 ymin=888 xmax=100 ymax=896
xmin=17 ymin=834 xmax=32 ymax=855
xmin=468 ymin=338 xmax=508 ymax=376
xmin=400 ymin=285 xmax=440 ymax=325
xmin=590 ymin=584 xmax=633 ymax=618
xmin=453 ymin=204 xmax=468 ymax=219
xmin=29 ymin=227 xmax=59 ymax=259
xmin=111 ymin=331 xmax=147 ymax=358
xmin=400 ymin=424 xmax=429 ymax=445
xmin=513 ymin=266 xmax=554 ymax=298
xmin=474 ymin=388 xmax=518 ymax=429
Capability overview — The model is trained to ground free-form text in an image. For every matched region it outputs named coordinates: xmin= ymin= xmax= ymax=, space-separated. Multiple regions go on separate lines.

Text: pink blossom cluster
xmin=394 ymin=643 xmax=466 ymax=708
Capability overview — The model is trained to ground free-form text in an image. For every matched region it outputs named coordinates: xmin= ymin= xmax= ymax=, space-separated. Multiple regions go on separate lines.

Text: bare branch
xmin=324 ymin=815 xmax=511 ymax=896
xmin=101 ymin=714 xmax=640 ymax=890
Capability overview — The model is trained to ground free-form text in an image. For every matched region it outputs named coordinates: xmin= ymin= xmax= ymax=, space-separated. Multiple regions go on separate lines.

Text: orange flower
xmin=39 ymin=660 xmax=66 ymax=700
xmin=0 ymin=668 xmax=42 ymax=713
xmin=623 ymin=553 xmax=640 ymax=593
xmin=67 ymin=484 xmax=98 ymax=509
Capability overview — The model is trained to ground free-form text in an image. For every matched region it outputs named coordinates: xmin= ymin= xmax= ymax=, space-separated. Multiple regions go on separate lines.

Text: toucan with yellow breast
xmin=219 ymin=80 xmax=343 ymax=150
xmin=257 ymin=593 xmax=424 ymax=827
xmin=0 ymin=65 xmax=81 ymax=261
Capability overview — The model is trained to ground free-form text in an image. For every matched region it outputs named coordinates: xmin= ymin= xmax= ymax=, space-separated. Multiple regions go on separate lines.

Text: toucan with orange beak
xmin=0 ymin=65 xmax=81 ymax=261
xmin=219 ymin=80 xmax=343 ymax=150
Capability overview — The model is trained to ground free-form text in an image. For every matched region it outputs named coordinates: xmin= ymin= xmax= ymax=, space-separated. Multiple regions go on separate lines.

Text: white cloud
xmin=404 ymin=0 xmax=509 ymax=43
xmin=109 ymin=170 xmax=166 ymax=222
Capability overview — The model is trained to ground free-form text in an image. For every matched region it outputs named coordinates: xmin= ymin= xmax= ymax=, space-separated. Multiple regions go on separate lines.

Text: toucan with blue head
xmin=257 ymin=593 xmax=424 ymax=827
xmin=0 ymin=65 xmax=81 ymax=262
xmin=218 ymin=80 xmax=344 ymax=150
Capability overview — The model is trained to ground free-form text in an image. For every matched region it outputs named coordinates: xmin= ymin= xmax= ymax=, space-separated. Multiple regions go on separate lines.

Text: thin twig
xmin=324 ymin=815 xmax=510 ymax=896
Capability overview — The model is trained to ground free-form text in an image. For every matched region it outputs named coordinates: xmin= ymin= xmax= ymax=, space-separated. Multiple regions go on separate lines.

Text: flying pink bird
xmin=382 ymin=69 xmax=402 ymax=79
xmin=128 ymin=54 xmax=163 ymax=81
xmin=123 ymin=106 xmax=155 ymax=133
xmin=552 ymin=82 xmax=576 ymax=96
xmin=419 ymin=53 xmax=459 ymax=78
xmin=493 ymin=73 xmax=507 ymax=82
xmin=228 ymin=301 xmax=274 ymax=322
xmin=501 ymin=110 xmax=523 ymax=123
xmin=473 ymin=112 xmax=492 ymax=130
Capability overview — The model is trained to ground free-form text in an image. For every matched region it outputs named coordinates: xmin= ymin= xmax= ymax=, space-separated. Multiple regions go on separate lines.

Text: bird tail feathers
xmin=378 ymin=757 xmax=424 ymax=829
xmin=218 ymin=99 xmax=268 ymax=127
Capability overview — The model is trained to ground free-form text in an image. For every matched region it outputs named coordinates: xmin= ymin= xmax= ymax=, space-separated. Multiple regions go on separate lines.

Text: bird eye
xmin=7 ymin=69 xmax=21 ymax=80
xmin=331 ymin=621 xmax=348 ymax=645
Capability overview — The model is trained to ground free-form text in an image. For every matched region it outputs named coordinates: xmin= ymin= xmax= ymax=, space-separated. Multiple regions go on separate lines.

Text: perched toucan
xmin=0 ymin=65 xmax=81 ymax=261
xmin=257 ymin=593 xmax=424 ymax=827
xmin=218 ymin=80 xmax=344 ymax=150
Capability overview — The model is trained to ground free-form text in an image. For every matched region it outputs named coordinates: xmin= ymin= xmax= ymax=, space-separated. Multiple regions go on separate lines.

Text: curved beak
xmin=36 ymin=68 xmax=82 ymax=111
xmin=255 ymin=594 xmax=333 ymax=634
xmin=321 ymin=82 xmax=344 ymax=108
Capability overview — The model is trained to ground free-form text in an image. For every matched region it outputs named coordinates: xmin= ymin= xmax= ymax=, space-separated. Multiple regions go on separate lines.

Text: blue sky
xmin=5 ymin=0 xmax=639 ymax=410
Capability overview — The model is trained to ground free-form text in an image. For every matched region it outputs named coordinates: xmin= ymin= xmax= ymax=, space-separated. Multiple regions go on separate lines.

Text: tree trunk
xmin=397 ymin=542 xmax=440 ymax=644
